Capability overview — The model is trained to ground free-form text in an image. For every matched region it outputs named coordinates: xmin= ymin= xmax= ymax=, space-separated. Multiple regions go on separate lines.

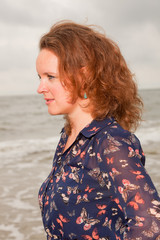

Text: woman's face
xmin=36 ymin=49 xmax=78 ymax=116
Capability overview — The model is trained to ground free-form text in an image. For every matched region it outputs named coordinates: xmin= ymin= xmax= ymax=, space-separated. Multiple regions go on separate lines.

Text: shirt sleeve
xmin=97 ymin=132 xmax=160 ymax=239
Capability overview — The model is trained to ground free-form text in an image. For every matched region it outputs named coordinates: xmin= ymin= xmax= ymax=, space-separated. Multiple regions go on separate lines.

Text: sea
xmin=0 ymin=89 xmax=160 ymax=240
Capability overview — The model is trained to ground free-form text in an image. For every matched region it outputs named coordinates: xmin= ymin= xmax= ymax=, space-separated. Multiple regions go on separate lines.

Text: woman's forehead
xmin=36 ymin=49 xmax=59 ymax=72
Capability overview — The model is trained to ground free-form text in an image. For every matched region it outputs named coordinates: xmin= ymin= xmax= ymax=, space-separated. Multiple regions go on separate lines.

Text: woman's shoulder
xmin=93 ymin=118 xmax=145 ymax=166
xmin=95 ymin=118 xmax=139 ymax=147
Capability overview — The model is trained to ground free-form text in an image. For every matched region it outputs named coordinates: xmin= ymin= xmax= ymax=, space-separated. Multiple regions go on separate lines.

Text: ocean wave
xmin=0 ymin=224 xmax=24 ymax=240
xmin=136 ymin=124 xmax=160 ymax=145
xmin=0 ymin=136 xmax=60 ymax=166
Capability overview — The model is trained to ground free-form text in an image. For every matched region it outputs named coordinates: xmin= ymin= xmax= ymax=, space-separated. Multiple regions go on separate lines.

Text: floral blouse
xmin=38 ymin=117 xmax=160 ymax=240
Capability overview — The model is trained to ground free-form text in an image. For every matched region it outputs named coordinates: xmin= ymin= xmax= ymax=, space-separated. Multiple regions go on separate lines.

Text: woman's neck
xmin=69 ymin=113 xmax=93 ymax=138
xmin=63 ymin=108 xmax=93 ymax=153
xmin=67 ymin=105 xmax=93 ymax=138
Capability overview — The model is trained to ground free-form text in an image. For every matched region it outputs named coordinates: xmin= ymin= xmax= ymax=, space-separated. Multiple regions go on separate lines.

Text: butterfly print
xmin=130 ymin=170 xmax=145 ymax=180
xmin=104 ymin=134 xmax=121 ymax=154
xmin=67 ymin=186 xmax=79 ymax=195
xmin=96 ymin=138 xmax=100 ymax=146
xmin=57 ymin=186 xmax=63 ymax=192
xmin=115 ymin=217 xmax=126 ymax=234
xmin=128 ymin=147 xmax=141 ymax=159
xmin=62 ymin=171 xmax=69 ymax=182
xmin=103 ymin=217 xmax=112 ymax=230
xmin=85 ymin=185 xmax=95 ymax=193
xmin=107 ymin=134 xmax=122 ymax=146
xmin=97 ymin=153 xmax=103 ymax=162
xmin=79 ymin=139 xmax=86 ymax=146
xmin=88 ymin=168 xmax=111 ymax=189
xmin=151 ymin=200 xmax=160 ymax=208
xmin=45 ymin=228 xmax=58 ymax=239
xmin=118 ymin=179 xmax=139 ymax=202
xmin=144 ymin=183 xmax=156 ymax=194
xmin=68 ymin=233 xmax=77 ymax=239
xmin=135 ymin=216 xmax=145 ymax=227
xmin=88 ymin=146 xmax=96 ymax=157
xmin=96 ymin=204 xmax=107 ymax=217
xmin=111 ymin=123 xmax=117 ymax=128
xmin=51 ymin=222 xmax=56 ymax=230
xmin=147 ymin=200 xmax=160 ymax=220
xmin=95 ymin=192 xmax=103 ymax=200
xmin=82 ymin=227 xmax=109 ymax=240
xmin=44 ymin=196 xmax=49 ymax=206
xmin=121 ymin=138 xmax=132 ymax=145
xmin=56 ymin=214 xmax=70 ymax=228
xmin=59 ymin=229 xmax=64 ymax=238
xmin=76 ymin=208 xmax=100 ymax=231
xmin=55 ymin=167 xmax=69 ymax=183
xmin=88 ymin=167 xmax=101 ymax=179
xmin=106 ymin=157 xmax=114 ymax=164
xmin=142 ymin=221 xmax=159 ymax=237
xmin=112 ymin=198 xmax=123 ymax=211
xmin=82 ymin=227 xmax=99 ymax=240
xmin=119 ymin=159 xmax=128 ymax=168
xmin=72 ymin=145 xmax=81 ymax=157
xmin=80 ymin=151 xmax=86 ymax=160
xmin=88 ymin=127 xmax=100 ymax=132
xmin=76 ymin=194 xmax=89 ymax=204
xmin=60 ymin=193 xmax=70 ymax=204
xmin=50 ymin=189 xmax=55 ymax=198
xmin=109 ymin=168 xmax=121 ymax=181
xmin=104 ymin=145 xmax=120 ymax=155
xmin=80 ymin=173 xmax=84 ymax=184
xmin=112 ymin=207 xmax=118 ymax=216
xmin=45 ymin=209 xmax=50 ymax=221
xmin=56 ymin=155 xmax=63 ymax=166
xmin=115 ymin=234 xmax=121 ymax=240
xmin=69 ymin=167 xmax=80 ymax=183
xmin=127 ymin=192 xmax=145 ymax=210
xmin=50 ymin=199 xmax=58 ymax=212
xmin=38 ymin=194 xmax=43 ymax=210
xmin=129 ymin=134 xmax=136 ymax=143
xmin=67 ymin=210 xmax=75 ymax=217
xmin=115 ymin=217 xmax=122 ymax=231
xmin=136 ymin=163 xmax=142 ymax=168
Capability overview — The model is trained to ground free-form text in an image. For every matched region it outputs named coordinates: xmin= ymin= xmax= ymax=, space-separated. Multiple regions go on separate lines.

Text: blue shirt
xmin=39 ymin=117 xmax=160 ymax=239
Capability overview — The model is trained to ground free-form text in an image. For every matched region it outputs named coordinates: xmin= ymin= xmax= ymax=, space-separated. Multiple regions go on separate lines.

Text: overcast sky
xmin=0 ymin=0 xmax=160 ymax=95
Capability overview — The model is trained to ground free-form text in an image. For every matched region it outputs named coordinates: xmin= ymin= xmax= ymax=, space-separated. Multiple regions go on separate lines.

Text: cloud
xmin=0 ymin=0 xmax=160 ymax=95
xmin=0 ymin=0 xmax=48 ymax=27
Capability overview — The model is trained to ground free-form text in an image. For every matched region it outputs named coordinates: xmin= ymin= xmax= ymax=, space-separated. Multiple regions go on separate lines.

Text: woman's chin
xmin=48 ymin=109 xmax=63 ymax=116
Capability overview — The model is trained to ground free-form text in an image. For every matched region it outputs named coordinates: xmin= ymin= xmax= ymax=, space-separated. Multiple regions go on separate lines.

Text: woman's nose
xmin=37 ymin=79 xmax=48 ymax=94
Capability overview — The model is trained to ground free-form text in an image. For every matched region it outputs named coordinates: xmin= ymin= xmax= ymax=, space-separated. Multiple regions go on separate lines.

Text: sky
xmin=0 ymin=0 xmax=160 ymax=96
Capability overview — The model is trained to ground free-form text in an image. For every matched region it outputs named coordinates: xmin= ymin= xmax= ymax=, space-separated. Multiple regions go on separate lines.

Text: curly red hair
xmin=39 ymin=21 xmax=143 ymax=132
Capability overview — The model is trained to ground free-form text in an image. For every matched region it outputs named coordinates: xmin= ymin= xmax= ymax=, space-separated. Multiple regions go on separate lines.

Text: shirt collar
xmin=80 ymin=117 xmax=115 ymax=138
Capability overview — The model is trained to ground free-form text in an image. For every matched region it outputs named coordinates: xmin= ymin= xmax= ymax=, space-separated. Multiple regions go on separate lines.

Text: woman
xmin=36 ymin=21 xmax=160 ymax=240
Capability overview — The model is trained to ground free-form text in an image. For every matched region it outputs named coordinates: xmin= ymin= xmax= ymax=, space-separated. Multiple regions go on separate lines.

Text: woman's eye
xmin=48 ymin=75 xmax=56 ymax=80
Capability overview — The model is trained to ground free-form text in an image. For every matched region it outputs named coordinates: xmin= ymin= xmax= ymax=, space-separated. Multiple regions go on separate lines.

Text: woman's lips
xmin=44 ymin=98 xmax=55 ymax=105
